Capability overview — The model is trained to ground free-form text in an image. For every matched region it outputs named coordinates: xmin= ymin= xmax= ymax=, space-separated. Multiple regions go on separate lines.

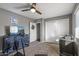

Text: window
xmin=10 ymin=26 xmax=18 ymax=34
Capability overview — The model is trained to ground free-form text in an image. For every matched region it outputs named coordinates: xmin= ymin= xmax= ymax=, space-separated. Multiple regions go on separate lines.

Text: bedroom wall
xmin=72 ymin=3 xmax=79 ymax=55
xmin=34 ymin=14 xmax=72 ymax=43
xmin=0 ymin=8 xmax=31 ymax=50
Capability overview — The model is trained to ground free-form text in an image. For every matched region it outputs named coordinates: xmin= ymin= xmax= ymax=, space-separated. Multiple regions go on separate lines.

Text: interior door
xmin=30 ymin=22 xmax=37 ymax=42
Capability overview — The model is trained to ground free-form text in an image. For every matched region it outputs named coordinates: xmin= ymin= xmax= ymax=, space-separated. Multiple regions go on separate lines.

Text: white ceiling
xmin=0 ymin=3 xmax=75 ymax=19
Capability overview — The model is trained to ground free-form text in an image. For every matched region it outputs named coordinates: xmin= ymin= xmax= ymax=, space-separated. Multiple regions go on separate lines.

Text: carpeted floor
xmin=9 ymin=41 xmax=59 ymax=56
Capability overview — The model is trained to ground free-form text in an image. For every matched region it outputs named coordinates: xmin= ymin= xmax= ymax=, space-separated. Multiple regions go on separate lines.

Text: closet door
xmin=45 ymin=18 xmax=69 ymax=44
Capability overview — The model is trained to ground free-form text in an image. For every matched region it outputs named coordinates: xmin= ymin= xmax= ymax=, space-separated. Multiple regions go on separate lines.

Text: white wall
xmin=40 ymin=19 xmax=45 ymax=42
xmin=72 ymin=4 xmax=79 ymax=37
xmin=30 ymin=22 xmax=37 ymax=42
xmin=75 ymin=10 xmax=79 ymax=38
xmin=0 ymin=8 xmax=30 ymax=36
xmin=71 ymin=4 xmax=79 ymax=56
xmin=45 ymin=18 xmax=69 ymax=43
xmin=75 ymin=5 xmax=79 ymax=55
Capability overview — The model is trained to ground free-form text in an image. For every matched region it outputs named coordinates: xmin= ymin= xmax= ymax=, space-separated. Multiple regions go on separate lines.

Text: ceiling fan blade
xmin=36 ymin=9 xmax=42 ymax=15
xmin=15 ymin=3 xmax=31 ymax=9
xmin=22 ymin=9 xmax=30 ymax=12
xmin=32 ymin=3 xmax=37 ymax=8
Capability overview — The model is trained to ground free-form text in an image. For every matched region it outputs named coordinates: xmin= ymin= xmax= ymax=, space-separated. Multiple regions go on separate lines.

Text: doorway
xmin=36 ymin=23 xmax=40 ymax=42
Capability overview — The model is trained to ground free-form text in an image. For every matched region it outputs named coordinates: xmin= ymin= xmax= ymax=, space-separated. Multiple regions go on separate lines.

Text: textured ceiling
xmin=0 ymin=3 xmax=75 ymax=19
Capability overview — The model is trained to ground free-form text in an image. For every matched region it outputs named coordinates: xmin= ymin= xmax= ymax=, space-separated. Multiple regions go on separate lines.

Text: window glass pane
xmin=10 ymin=26 xmax=18 ymax=34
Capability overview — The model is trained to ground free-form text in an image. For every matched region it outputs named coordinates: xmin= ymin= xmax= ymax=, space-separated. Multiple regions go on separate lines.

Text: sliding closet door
xmin=45 ymin=18 xmax=69 ymax=43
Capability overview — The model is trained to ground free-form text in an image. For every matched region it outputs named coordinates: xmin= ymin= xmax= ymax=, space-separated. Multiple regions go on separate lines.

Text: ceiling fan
xmin=21 ymin=3 xmax=42 ymax=15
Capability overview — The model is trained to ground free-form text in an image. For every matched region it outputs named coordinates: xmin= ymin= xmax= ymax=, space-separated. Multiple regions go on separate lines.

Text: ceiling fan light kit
xmin=30 ymin=8 xmax=36 ymax=13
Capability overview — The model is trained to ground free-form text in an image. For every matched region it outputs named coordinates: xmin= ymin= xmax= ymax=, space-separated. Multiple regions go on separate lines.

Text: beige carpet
xmin=9 ymin=41 xmax=59 ymax=56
